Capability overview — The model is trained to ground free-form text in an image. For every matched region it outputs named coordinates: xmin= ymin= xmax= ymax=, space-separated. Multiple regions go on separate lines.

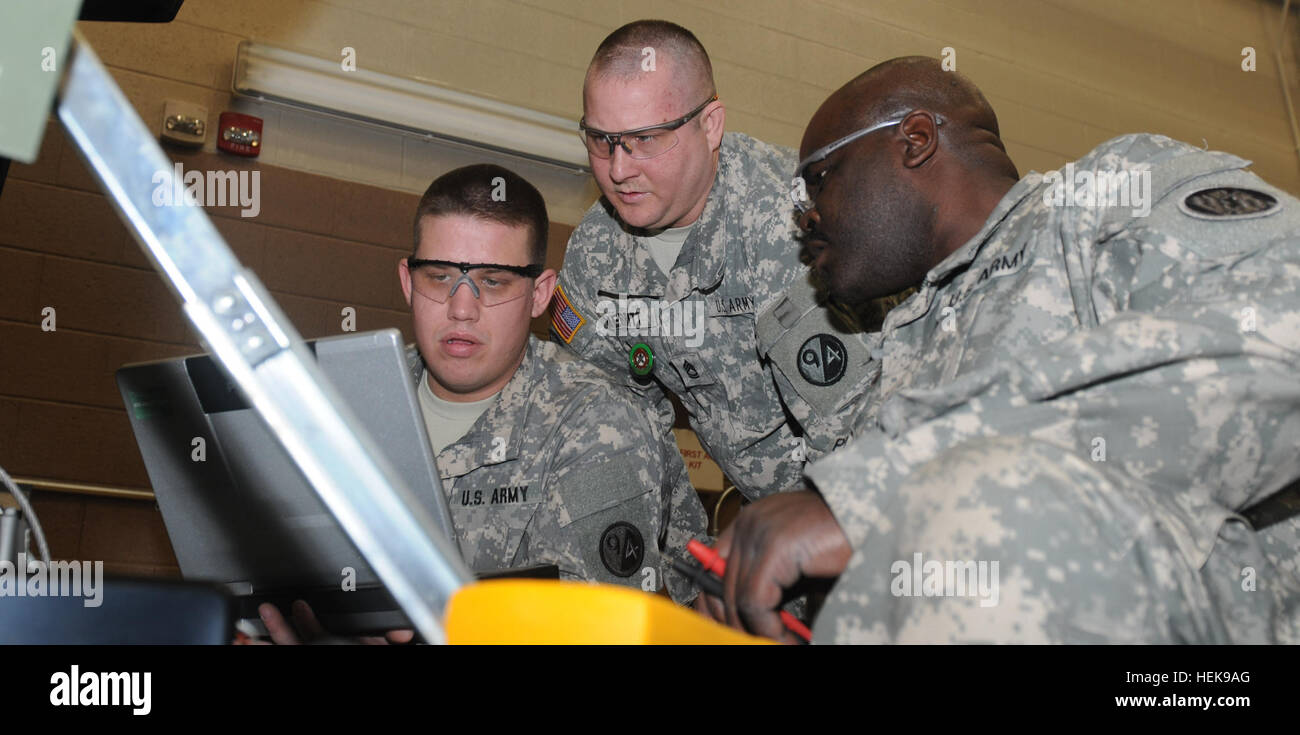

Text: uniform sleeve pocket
xmin=451 ymin=498 xmax=542 ymax=572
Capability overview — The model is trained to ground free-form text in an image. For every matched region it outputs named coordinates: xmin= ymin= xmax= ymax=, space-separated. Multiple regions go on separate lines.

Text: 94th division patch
xmin=599 ymin=522 xmax=644 ymax=577
xmin=550 ymin=284 xmax=585 ymax=344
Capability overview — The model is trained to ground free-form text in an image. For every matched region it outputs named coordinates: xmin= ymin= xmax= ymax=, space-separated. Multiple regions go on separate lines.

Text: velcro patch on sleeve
xmin=549 ymin=283 xmax=585 ymax=344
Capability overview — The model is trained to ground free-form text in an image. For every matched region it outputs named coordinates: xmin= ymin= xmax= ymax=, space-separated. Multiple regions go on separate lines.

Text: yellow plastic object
xmin=445 ymin=580 xmax=773 ymax=645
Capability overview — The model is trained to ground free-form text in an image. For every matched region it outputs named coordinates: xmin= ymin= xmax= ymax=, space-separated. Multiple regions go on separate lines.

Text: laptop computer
xmin=117 ymin=329 xmax=464 ymax=634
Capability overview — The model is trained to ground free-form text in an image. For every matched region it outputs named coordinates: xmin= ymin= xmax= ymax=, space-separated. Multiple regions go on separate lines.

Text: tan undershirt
xmin=638 ymin=222 xmax=696 ymax=276
xmin=416 ymin=369 xmax=499 ymax=455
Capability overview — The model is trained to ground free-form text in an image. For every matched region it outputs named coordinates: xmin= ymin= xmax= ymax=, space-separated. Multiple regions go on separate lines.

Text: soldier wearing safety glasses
xmin=397 ymin=164 xmax=707 ymax=603
xmin=553 ymin=20 xmax=882 ymax=502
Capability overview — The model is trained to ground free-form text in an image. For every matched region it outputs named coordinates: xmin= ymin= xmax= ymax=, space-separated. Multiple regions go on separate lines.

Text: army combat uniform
xmin=803 ymin=134 xmax=1300 ymax=643
xmin=756 ymin=279 xmax=878 ymax=463
xmin=406 ymin=337 xmax=708 ymax=602
xmin=552 ymin=132 xmax=812 ymax=499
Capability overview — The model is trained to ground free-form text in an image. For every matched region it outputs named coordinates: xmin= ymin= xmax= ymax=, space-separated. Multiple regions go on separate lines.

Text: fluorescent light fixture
xmin=232 ymin=41 xmax=590 ymax=173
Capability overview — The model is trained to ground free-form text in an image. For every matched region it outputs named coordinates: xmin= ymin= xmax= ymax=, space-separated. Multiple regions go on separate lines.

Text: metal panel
xmin=0 ymin=0 xmax=81 ymax=162
xmin=56 ymin=33 xmax=471 ymax=643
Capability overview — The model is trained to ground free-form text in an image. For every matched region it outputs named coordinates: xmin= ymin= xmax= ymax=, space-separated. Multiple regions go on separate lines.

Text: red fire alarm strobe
xmin=218 ymin=112 xmax=262 ymax=157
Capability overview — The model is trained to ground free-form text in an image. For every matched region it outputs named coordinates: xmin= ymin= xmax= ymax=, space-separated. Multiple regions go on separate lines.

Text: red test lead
xmin=686 ymin=540 xmax=813 ymax=643
xmin=687 ymin=539 xmax=725 ymax=576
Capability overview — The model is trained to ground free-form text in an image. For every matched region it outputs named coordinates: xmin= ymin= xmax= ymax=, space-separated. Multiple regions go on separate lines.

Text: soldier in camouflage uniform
xmin=551 ymin=20 xmax=827 ymax=499
xmin=402 ymin=340 xmax=705 ymax=601
xmin=397 ymin=165 xmax=705 ymax=604
xmin=701 ymin=57 xmax=1300 ymax=644
xmin=755 ymin=285 xmax=883 ymax=464
xmin=260 ymin=165 xmax=706 ymax=642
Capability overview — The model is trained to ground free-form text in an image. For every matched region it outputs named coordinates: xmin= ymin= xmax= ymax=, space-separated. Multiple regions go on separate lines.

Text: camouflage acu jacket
xmin=804 ymin=134 xmax=1300 ymax=643
xmin=552 ymin=132 xmax=813 ymax=499
xmin=406 ymin=337 xmax=707 ymax=602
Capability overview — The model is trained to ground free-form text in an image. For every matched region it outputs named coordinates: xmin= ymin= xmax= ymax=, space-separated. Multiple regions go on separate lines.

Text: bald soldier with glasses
xmin=554 ymin=20 xmax=886 ymax=503
xmin=750 ymin=116 xmax=949 ymax=465
xmin=578 ymin=93 xmax=718 ymax=161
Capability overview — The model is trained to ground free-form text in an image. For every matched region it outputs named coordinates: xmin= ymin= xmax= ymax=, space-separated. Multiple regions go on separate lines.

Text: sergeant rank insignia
xmin=1179 ymin=187 xmax=1280 ymax=220
xmin=599 ymin=521 xmax=644 ymax=577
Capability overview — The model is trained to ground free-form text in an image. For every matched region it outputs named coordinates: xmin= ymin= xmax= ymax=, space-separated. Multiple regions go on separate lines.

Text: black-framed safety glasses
xmin=406 ymin=258 xmax=544 ymax=306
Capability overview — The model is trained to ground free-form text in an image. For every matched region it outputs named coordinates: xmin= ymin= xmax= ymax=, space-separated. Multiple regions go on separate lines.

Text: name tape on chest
xmin=594 ymin=294 xmax=707 ymax=348
xmin=459 ymin=484 xmax=531 ymax=507
xmin=707 ymin=294 xmax=757 ymax=316
xmin=943 ymin=243 xmax=1029 ymax=310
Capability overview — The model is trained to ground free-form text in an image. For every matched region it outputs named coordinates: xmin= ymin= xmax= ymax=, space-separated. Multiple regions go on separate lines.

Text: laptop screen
xmin=117 ymin=329 xmax=460 ymax=592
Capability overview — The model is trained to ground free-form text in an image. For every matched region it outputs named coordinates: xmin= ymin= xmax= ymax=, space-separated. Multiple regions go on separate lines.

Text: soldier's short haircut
xmin=851 ymin=56 xmax=999 ymax=139
xmin=588 ymin=19 xmax=715 ymax=99
xmin=413 ymin=164 xmax=548 ymax=265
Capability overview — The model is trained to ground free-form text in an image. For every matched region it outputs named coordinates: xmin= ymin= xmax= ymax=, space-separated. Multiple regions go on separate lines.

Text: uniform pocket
xmin=698 ymin=310 xmax=786 ymax=433
xmin=451 ymin=496 xmax=542 ymax=573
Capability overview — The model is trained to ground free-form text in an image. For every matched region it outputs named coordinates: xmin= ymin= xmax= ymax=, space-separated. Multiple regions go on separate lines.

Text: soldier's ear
xmin=398 ymin=257 xmax=414 ymax=307
xmin=899 ymin=111 xmax=940 ymax=170
xmin=701 ymin=100 xmax=725 ymax=152
xmin=531 ymin=269 xmax=558 ymax=318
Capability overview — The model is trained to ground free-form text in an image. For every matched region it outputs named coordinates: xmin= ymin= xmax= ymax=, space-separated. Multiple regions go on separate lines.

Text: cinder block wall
xmin=0 ymin=132 xmax=571 ymax=573
xmin=75 ymin=0 xmax=1300 ymax=194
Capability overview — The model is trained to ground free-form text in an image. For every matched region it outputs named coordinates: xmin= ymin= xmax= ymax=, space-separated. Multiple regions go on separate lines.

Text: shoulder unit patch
xmin=599 ymin=521 xmax=644 ymax=577
xmin=1179 ymin=187 xmax=1280 ymax=220
xmin=797 ymin=334 xmax=847 ymax=386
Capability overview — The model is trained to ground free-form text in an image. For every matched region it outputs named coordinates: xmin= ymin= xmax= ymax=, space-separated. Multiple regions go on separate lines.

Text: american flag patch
xmin=550 ymin=283 xmax=585 ymax=343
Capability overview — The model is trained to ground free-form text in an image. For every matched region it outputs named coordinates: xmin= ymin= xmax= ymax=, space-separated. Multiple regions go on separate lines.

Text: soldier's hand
xmin=358 ymin=629 xmax=416 ymax=645
xmin=702 ymin=489 xmax=851 ymax=642
xmin=254 ymin=601 xmax=412 ymax=645
xmin=257 ymin=600 xmax=327 ymax=645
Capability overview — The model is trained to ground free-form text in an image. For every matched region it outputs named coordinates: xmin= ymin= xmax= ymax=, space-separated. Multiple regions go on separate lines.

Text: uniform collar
xmin=925 ymin=173 xmax=1043 ymax=284
xmin=593 ymin=134 xmax=739 ymax=301
xmin=411 ymin=338 xmax=540 ymax=478
xmin=883 ymin=173 xmax=1043 ymax=330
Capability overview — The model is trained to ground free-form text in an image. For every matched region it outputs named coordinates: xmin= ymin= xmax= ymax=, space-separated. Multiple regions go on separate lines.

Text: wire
xmin=710 ymin=484 xmax=739 ymax=537
xmin=0 ymin=464 xmax=51 ymax=565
